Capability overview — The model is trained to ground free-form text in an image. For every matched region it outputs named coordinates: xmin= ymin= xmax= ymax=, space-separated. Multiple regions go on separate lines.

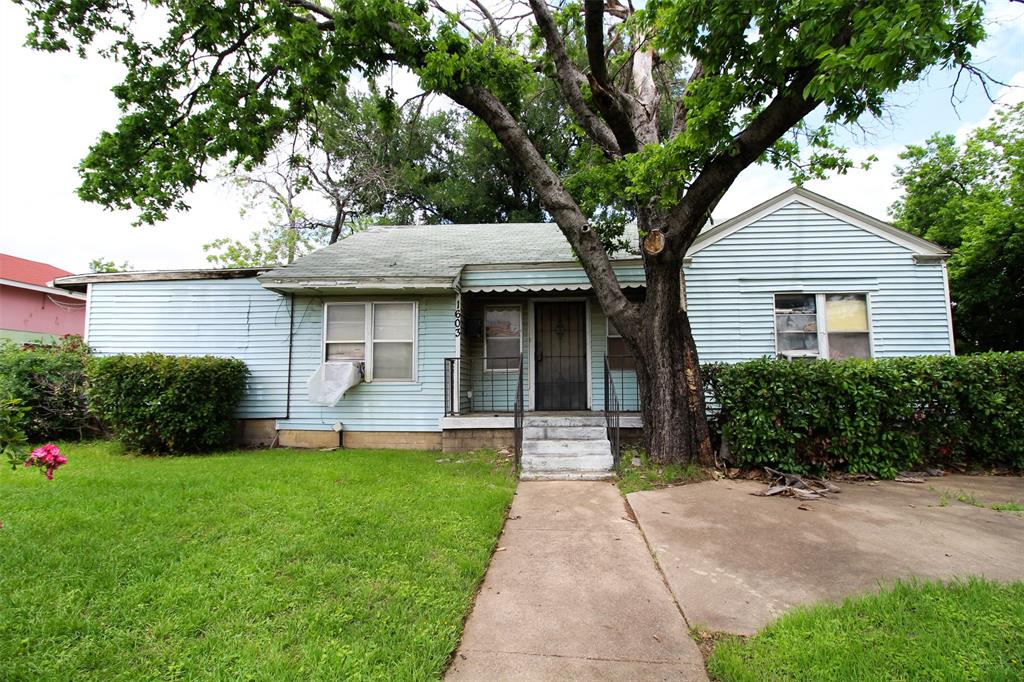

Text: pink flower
xmin=23 ymin=444 xmax=66 ymax=480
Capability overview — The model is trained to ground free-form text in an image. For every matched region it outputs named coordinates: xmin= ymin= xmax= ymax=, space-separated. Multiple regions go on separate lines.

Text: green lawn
xmin=708 ymin=578 xmax=1024 ymax=682
xmin=0 ymin=442 xmax=515 ymax=681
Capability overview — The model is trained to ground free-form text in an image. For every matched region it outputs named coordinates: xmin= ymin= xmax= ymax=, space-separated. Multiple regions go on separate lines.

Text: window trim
xmin=773 ymin=292 xmax=873 ymax=360
xmin=483 ymin=304 xmax=523 ymax=373
xmin=323 ymin=301 xmax=418 ymax=383
xmin=606 ymin=318 xmax=635 ymax=371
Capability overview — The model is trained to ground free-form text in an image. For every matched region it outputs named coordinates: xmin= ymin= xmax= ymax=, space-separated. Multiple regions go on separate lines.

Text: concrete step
xmin=522 ymin=453 xmax=613 ymax=472
xmin=522 ymin=425 xmax=607 ymax=440
xmin=520 ymin=470 xmax=616 ymax=481
xmin=523 ymin=415 xmax=607 ymax=428
xmin=522 ymin=439 xmax=612 ymax=457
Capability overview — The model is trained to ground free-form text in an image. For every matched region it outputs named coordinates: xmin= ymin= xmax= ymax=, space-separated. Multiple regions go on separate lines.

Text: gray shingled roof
xmin=262 ymin=222 xmax=640 ymax=281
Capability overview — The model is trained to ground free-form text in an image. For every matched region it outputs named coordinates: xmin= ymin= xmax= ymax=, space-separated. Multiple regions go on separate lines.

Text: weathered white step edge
xmin=520 ymin=470 xmax=616 ymax=481
xmin=522 ymin=454 xmax=613 ymax=471
xmin=522 ymin=439 xmax=612 ymax=456
xmin=523 ymin=426 xmax=607 ymax=440
xmin=522 ymin=416 xmax=607 ymax=428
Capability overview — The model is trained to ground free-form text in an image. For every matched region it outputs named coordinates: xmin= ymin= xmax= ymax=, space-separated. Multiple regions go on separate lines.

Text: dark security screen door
xmin=534 ymin=301 xmax=587 ymax=410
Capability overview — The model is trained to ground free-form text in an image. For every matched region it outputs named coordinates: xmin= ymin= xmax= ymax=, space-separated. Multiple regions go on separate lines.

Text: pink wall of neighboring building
xmin=0 ymin=283 xmax=86 ymax=337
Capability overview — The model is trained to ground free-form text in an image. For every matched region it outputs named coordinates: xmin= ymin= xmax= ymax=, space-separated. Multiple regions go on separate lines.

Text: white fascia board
xmin=687 ymin=187 xmax=947 ymax=259
xmin=1 ymin=278 xmax=87 ymax=300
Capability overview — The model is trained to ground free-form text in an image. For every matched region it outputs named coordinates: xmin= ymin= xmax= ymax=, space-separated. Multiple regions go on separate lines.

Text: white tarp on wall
xmin=307 ymin=362 xmax=363 ymax=406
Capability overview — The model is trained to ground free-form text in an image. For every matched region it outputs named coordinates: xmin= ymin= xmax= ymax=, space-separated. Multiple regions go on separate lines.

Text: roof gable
xmin=687 ymin=187 xmax=947 ymax=258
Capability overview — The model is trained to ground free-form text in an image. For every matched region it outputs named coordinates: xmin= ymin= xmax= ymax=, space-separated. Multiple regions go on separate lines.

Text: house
xmin=55 ymin=188 xmax=953 ymax=476
xmin=0 ymin=253 xmax=86 ymax=343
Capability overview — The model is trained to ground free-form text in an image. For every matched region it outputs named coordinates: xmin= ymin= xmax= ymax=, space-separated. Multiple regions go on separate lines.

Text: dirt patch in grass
xmin=617 ymin=448 xmax=715 ymax=494
xmin=690 ymin=626 xmax=744 ymax=664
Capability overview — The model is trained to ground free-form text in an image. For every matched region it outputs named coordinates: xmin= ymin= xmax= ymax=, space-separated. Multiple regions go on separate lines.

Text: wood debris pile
xmin=752 ymin=467 xmax=840 ymax=500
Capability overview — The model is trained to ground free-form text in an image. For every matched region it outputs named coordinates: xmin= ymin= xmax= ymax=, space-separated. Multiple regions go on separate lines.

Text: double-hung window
xmin=484 ymin=305 xmax=522 ymax=371
xmin=606 ymin=320 xmax=635 ymax=371
xmin=324 ymin=302 xmax=416 ymax=381
xmin=774 ymin=293 xmax=870 ymax=360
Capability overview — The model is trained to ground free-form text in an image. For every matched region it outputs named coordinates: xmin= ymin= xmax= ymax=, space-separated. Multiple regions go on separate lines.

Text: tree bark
xmin=624 ymin=241 xmax=714 ymax=466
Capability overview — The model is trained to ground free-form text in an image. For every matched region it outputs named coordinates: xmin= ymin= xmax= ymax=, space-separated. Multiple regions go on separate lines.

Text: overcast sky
xmin=0 ymin=3 xmax=1020 ymax=274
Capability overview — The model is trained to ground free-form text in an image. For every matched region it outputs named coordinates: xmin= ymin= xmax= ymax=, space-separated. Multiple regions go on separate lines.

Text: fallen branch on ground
xmin=752 ymin=467 xmax=840 ymax=500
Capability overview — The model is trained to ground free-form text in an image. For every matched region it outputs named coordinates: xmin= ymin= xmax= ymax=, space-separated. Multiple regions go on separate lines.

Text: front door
xmin=534 ymin=301 xmax=588 ymax=410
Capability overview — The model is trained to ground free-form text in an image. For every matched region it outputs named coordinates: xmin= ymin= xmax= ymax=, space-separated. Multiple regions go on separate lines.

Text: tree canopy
xmin=16 ymin=0 xmax=991 ymax=463
xmin=891 ymin=102 xmax=1023 ymax=352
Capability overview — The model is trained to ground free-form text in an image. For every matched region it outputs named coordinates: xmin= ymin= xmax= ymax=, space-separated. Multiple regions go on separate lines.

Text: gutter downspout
xmin=285 ymin=292 xmax=295 ymax=419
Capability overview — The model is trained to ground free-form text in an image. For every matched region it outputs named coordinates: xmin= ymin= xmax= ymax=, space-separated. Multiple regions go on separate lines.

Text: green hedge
xmin=0 ymin=336 xmax=96 ymax=441
xmin=87 ymin=354 xmax=249 ymax=454
xmin=705 ymin=353 xmax=1024 ymax=477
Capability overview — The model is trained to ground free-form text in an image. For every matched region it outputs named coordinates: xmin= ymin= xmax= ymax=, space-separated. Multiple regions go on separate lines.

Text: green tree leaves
xmin=891 ymin=102 xmax=1024 ymax=352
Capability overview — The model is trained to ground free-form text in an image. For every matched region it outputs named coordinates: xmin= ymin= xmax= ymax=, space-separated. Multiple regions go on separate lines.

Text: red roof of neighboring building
xmin=0 ymin=253 xmax=75 ymax=287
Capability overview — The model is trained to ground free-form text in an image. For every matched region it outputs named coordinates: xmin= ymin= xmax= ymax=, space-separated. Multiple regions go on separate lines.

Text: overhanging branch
xmin=449 ymin=83 xmax=637 ymax=324
xmin=526 ymin=0 xmax=622 ymax=158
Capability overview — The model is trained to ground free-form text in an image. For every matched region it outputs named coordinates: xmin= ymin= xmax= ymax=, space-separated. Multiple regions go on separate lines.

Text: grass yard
xmin=0 ymin=442 xmax=516 ymax=681
xmin=708 ymin=578 xmax=1024 ymax=682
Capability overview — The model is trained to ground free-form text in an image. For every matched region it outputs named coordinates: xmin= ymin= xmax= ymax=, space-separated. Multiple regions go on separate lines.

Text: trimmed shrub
xmin=706 ymin=353 xmax=1024 ymax=477
xmin=87 ymin=354 xmax=249 ymax=454
xmin=0 ymin=336 xmax=97 ymax=441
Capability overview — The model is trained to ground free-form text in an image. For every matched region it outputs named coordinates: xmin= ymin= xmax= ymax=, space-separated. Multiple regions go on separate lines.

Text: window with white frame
xmin=484 ymin=305 xmax=521 ymax=370
xmin=324 ymin=302 xmax=416 ymax=381
xmin=606 ymin=320 xmax=635 ymax=371
xmin=774 ymin=293 xmax=870 ymax=360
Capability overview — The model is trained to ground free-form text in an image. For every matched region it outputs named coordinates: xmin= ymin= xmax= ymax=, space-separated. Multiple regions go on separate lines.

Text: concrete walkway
xmin=446 ymin=481 xmax=707 ymax=681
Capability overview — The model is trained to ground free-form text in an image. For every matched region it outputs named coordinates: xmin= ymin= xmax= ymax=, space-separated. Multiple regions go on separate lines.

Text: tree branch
xmin=669 ymin=61 xmax=703 ymax=139
xmin=582 ymin=0 xmax=638 ymax=152
xmin=449 ymin=83 xmax=637 ymax=324
xmin=526 ymin=0 xmax=622 ymax=158
xmin=668 ymin=69 xmax=820 ymax=244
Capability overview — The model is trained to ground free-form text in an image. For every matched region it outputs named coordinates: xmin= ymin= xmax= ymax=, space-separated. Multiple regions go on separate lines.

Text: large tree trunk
xmin=627 ymin=254 xmax=714 ymax=466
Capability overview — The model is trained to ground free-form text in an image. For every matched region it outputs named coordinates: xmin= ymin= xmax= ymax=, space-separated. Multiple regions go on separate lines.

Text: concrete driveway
xmin=628 ymin=475 xmax=1024 ymax=635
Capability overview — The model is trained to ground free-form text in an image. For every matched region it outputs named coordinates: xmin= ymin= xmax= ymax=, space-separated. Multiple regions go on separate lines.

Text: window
xmin=484 ymin=305 xmax=521 ymax=371
xmin=606 ymin=320 xmax=635 ymax=371
xmin=774 ymin=293 xmax=870 ymax=361
xmin=824 ymin=294 xmax=870 ymax=360
xmin=324 ymin=302 xmax=416 ymax=381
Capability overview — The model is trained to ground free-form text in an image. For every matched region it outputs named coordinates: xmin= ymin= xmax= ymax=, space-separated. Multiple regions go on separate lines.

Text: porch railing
xmin=604 ymin=356 xmax=622 ymax=468
xmin=604 ymin=357 xmax=640 ymax=413
xmin=444 ymin=356 xmax=523 ymax=416
xmin=513 ymin=366 xmax=524 ymax=472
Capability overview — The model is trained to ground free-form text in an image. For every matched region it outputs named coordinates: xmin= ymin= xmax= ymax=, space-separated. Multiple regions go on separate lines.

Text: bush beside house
xmin=706 ymin=353 xmax=1024 ymax=477
xmin=87 ymin=354 xmax=249 ymax=454
xmin=0 ymin=336 xmax=96 ymax=441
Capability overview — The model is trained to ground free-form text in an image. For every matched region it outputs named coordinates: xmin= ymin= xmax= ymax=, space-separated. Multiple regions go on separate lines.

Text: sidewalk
xmin=445 ymin=481 xmax=707 ymax=681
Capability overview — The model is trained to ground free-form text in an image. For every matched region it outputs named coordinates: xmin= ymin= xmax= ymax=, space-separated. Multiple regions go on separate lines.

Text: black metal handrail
xmin=443 ymin=356 xmax=522 ymax=415
xmin=604 ymin=356 xmax=622 ymax=468
xmin=513 ymin=365 xmax=524 ymax=472
xmin=604 ymin=357 xmax=640 ymax=412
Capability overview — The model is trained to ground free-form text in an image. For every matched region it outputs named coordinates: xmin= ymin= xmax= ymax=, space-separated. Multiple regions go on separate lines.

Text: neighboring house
xmin=0 ymin=253 xmax=86 ymax=343
xmin=55 ymin=188 xmax=953 ymax=471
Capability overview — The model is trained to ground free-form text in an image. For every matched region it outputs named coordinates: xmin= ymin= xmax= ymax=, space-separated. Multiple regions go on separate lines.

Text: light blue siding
xmin=685 ymin=199 xmax=953 ymax=362
xmin=85 ymin=279 xmax=290 ymax=418
xmin=277 ymin=295 xmax=456 ymax=432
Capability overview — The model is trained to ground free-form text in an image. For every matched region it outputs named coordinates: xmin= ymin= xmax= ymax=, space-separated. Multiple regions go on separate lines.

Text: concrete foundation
xmin=235 ymin=419 xmax=278 ymax=447
xmin=342 ymin=431 xmax=442 ymax=450
xmin=278 ymin=429 xmax=342 ymax=449
xmin=442 ymin=428 xmax=514 ymax=453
